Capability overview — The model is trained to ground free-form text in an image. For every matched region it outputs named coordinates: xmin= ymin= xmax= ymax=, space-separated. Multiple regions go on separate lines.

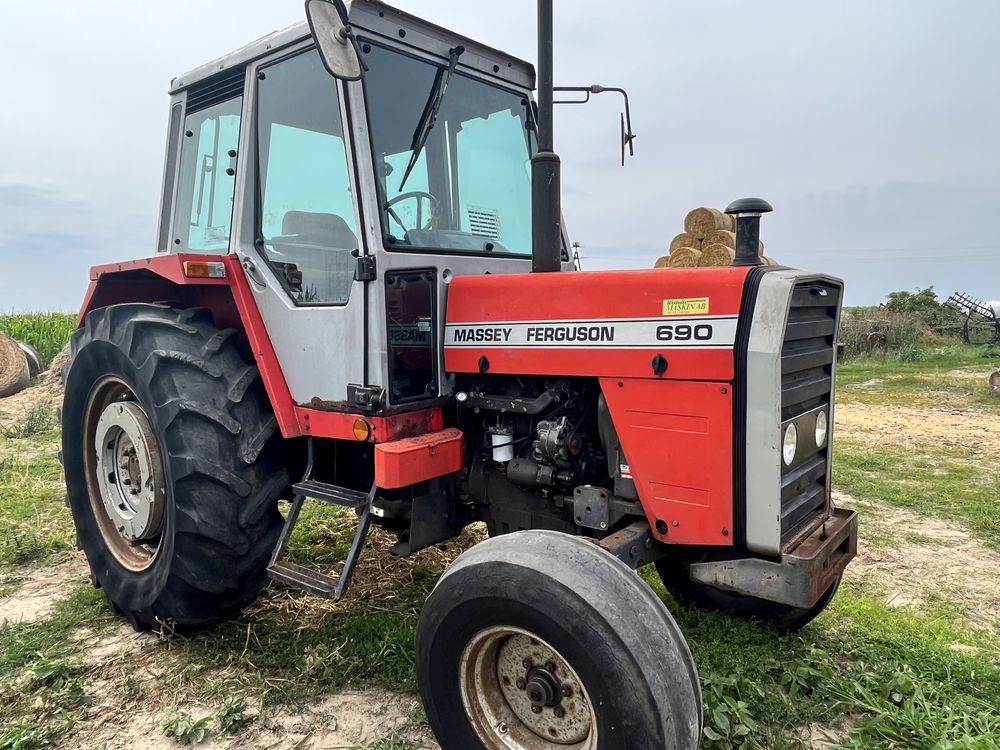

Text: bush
xmin=840 ymin=308 xmax=942 ymax=360
xmin=884 ymin=287 xmax=966 ymax=337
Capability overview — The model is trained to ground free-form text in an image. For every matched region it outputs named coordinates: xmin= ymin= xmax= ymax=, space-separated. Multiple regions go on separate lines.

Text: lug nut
xmin=531 ymin=705 xmax=542 ymax=714
xmin=545 ymin=661 xmax=557 ymax=673
xmin=554 ymin=706 xmax=565 ymax=719
xmin=562 ymin=685 xmax=572 ymax=698
xmin=516 ymin=678 xmax=526 ymax=690
xmin=522 ymin=659 xmax=533 ymax=669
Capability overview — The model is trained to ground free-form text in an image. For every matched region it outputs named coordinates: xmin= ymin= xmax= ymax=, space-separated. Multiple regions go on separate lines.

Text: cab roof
xmin=170 ymin=0 xmax=536 ymax=95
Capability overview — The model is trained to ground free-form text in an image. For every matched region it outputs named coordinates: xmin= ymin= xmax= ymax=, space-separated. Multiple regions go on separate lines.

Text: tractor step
xmin=293 ymin=480 xmax=369 ymax=509
xmin=267 ymin=441 xmax=375 ymax=600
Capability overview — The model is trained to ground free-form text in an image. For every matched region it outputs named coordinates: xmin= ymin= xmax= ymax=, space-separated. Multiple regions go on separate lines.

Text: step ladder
xmin=267 ymin=439 xmax=375 ymax=600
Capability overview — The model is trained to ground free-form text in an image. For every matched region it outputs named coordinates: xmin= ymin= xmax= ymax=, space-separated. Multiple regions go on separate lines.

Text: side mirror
xmin=305 ymin=0 xmax=365 ymax=81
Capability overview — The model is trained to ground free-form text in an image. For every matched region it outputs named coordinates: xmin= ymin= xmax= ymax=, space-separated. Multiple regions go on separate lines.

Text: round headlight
xmin=782 ymin=423 xmax=798 ymax=466
xmin=814 ymin=410 xmax=829 ymax=448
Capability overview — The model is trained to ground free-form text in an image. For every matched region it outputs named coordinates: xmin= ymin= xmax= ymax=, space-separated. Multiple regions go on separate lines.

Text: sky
xmin=1 ymin=0 xmax=998 ymax=310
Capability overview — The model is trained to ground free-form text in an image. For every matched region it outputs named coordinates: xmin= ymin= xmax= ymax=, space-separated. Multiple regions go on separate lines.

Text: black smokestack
xmin=725 ymin=198 xmax=774 ymax=267
xmin=531 ymin=0 xmax=562 ymax=273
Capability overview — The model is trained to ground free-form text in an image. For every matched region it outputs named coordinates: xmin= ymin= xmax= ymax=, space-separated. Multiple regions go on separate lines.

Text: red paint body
xmin=445 ymin=267 xmax=752 ymax=546
xmin=79 ymin=254 xmax=444 ymax=443
xmin=81 ymin=257 xmax=751 ymax=547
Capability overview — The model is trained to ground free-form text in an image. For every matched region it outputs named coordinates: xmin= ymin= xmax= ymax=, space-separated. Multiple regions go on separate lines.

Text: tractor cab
xmin=159 ymin=0 xmax=562 ymax=411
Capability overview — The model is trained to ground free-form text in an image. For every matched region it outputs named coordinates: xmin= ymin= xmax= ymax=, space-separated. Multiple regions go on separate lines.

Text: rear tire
xmin=416 ymin=531 xmax=702 ymax=750
xmin=62 ymin=304 xmax=287 ymax=630
xmin=655 ymin=558 xmax=840 ymax=633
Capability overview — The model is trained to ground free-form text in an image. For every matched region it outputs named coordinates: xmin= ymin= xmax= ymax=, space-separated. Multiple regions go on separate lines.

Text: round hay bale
xmin=654 ymin=255 xmax=671 ymax=269
xmin=761 ymin=256 xmax=779 ymax=266
xmin=699 ymin=243 xmax=736 ymax=267
xmin=669 ymin=233 xmax=701 ymax=254
xmin=704 ymin=230 xmax=766 ymax=255
xmin=723 ymin=212 xmax=736 ymax=232
xmin=17 ymin=342 xmax=42 ymax=379
xmin=0 ymin=333 xmax=30 ymax=398
xmin=668 ymin=247 xmax=702 ymax=268
xmin=684 ymin=207 xmax=729 ymax=240
xmin=704 ymin=230 xmax=736 ymax=249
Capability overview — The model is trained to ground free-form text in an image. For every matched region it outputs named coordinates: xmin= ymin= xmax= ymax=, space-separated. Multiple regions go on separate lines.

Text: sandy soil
xmin=836 ymin=490 xmax=1000 ymax=629
xmin=836 ymin=400 xmax=1000 ymax=455
xmin=0 ymin=556 xmax=88 ymax=625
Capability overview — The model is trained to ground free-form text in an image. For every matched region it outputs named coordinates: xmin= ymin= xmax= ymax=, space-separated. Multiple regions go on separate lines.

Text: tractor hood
xmin=444 ymin=266 xmax=753 ymax=382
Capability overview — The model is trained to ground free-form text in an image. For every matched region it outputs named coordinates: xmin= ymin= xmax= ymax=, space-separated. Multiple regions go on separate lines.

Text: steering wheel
xmin=385 ymin=191 xmax=440 ymax=233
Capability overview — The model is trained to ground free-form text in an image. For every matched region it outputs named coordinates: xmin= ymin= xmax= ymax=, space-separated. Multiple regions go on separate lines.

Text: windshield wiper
xmin=398 ymin=45 xmax=465 ymax=191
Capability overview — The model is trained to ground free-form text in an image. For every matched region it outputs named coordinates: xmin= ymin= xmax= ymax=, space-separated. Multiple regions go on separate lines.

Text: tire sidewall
xmin=418 ymin=562 xmax=672 ymax=750
xmin=63 ymin=338 xmax=177 ymax=612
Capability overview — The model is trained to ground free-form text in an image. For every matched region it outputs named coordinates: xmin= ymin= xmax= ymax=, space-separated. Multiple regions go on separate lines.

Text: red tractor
xmin=61 ymin=1 xmax=858 ymax=747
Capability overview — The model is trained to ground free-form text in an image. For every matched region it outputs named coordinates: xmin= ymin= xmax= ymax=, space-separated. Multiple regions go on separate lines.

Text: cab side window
xmin=171 ymin=69 xmax=244 ymax=253
xmin=256 ymin=49 xmax=360 ymax=305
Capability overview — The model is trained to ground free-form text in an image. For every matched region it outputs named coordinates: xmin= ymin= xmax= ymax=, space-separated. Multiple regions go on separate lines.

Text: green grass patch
xmin=834 ymin=440 xmax=1000 ymax=550
xmin=0 ymin=313 xmax=75 ymax=368
xmin=0 ymin=587 xmax=111 ymax=750
xmin=0 ymin=426 xmax=73 ymax=570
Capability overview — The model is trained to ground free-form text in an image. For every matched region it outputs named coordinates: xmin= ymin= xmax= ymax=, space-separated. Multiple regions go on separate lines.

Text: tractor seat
xmin=281 ymin=210 xmax=359 ymax=251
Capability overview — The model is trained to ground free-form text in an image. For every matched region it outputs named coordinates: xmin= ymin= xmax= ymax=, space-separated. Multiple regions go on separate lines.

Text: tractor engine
xmin=459 ymin=378 xmax=639 ymax=537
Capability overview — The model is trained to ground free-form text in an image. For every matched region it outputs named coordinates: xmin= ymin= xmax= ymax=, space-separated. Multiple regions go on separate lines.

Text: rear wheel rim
xmin=459 ymin=626 xmax=597 ymax=749
xmin=84 ymin=377 xmax=166 ymax=572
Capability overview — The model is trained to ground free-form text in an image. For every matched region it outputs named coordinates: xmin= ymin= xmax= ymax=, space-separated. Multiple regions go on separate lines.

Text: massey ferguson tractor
xmin=61 ymin=1 xmax=858 ymax=746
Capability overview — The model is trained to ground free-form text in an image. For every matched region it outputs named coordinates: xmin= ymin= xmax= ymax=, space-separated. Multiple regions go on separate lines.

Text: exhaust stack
xmin=725 ymin=198 xmax=773 ymax=267
xmin=531 ymin=0 xmax=562 ymax=273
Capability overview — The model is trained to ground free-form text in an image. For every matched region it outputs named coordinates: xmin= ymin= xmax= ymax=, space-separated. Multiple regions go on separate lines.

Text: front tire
xmin=62 ymin=304 xmax=287 ymax=630
xmin=416 ymin=531 xmax=702 ymax=750
xmin=655 ymin=558 xmax=840 ymax=633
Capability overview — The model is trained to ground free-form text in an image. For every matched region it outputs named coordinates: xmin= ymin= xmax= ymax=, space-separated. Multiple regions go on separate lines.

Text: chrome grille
xmin=780 ymin=280 xmax=841 ymax=545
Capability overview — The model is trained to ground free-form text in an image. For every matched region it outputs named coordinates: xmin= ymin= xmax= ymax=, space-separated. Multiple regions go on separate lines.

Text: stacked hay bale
xmin=655 ymin=207 xmax=775 ymax=268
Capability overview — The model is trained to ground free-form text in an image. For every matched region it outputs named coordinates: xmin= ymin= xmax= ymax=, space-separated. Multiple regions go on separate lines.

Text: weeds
xmin=161 ymin=707 xmax=210 ymax=745
xmin=215 ymin=695 xmax=252 ymax=735
xmin=2 ymin=405 xmax=57 ymax=439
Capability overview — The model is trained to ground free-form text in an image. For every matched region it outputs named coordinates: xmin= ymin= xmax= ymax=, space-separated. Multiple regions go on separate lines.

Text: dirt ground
xmin=1 ymin=368 xmax=998 ymax=749
xmin=835 ymin=400 xmax=1000 ymax=455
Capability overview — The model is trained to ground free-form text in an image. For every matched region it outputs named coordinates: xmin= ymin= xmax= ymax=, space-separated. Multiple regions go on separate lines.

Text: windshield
xmin=362 ymin=42 xmax=535 ymax=256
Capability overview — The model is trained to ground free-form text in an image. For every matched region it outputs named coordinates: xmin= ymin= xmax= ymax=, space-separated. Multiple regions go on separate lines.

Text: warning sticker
xmin=662 ymin=297 xmax=710 ymax=316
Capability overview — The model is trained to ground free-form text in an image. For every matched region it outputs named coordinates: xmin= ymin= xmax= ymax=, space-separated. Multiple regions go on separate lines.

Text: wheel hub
xmin=460 ymin=627 xmax=596 ymax=748
xmin=95 ymin=400 xmax=165 ymax=544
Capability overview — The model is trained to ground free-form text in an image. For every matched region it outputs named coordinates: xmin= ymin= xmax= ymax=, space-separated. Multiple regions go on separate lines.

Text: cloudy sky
xmin=1 ymin=0 xmax=998 ymax=310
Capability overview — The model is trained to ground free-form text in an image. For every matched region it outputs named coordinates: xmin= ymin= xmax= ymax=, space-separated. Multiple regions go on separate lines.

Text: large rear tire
xmin=416 ymin=531 xmax=702 ymax=750
xmin=62 ymin=304 xmax=287 ymax=630
xmin=655 ymin=558 xmax=840 ymax=633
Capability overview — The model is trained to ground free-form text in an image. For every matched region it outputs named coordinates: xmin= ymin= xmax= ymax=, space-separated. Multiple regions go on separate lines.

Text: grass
xmin=0 ymin=312 xmax=75 ymax=368
xmin=835 ymin=441 xmax=1000 ymax=551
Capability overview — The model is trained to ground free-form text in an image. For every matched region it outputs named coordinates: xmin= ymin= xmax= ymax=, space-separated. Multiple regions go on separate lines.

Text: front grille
xmin=779 ymin=280 xmax=841 ymax=545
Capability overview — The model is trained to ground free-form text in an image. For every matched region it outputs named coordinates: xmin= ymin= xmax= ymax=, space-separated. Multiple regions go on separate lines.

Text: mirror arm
xmin=553 ymin=85 xmax=637 ymax=166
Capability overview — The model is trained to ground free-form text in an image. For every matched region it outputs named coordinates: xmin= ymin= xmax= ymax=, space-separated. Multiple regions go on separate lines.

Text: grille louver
xmin=779 ymin=281 xmax=841 ymax=545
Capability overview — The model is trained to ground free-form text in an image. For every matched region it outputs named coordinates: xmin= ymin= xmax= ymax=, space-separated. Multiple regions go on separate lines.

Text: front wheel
xmin=655 ymin=558 xmax=841 ymax=633
xmin=416 ymin=531 xmax=702 ymax=750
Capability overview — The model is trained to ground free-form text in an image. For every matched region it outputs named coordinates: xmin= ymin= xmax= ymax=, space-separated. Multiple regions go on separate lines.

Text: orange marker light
xmin=183 ymin=261 xmax=227 ymax=279
xmin=353 ymin=419 xmax=372 ymax=442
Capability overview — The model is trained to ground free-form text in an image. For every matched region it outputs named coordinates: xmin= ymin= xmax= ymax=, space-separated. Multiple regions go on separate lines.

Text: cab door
xmin=232 ymin=43 xmax=368 ymax=405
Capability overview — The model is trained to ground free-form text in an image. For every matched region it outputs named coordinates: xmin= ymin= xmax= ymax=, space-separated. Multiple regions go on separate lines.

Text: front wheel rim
xmin=84 ymin=377 xmax=166 ymax=572
xmin=459 ymin=626 xmax=597 ymax=749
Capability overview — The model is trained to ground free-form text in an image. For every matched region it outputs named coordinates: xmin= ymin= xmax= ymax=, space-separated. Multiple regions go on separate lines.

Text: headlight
xmin=782 ymin=423 xmax=798 ymax=466
xmin=815 ymin=410 xmax=828 ymax=448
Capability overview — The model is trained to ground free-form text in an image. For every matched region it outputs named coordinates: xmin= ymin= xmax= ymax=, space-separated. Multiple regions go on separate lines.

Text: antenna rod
xmin=532 ymin=0 xmax=562 ymax=273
